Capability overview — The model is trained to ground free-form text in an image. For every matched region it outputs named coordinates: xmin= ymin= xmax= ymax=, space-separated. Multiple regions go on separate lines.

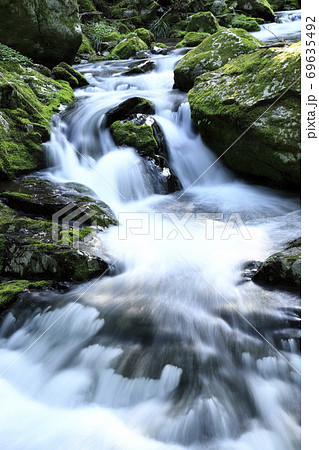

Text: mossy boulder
xmin=110 ymin=37 xmax=148 ymax=60
xmin=231 ymin=14 xmax=261 ymax=32
xmin=188 ymin=42 xmax=301 ymax=188
xmin=0 ymin=58 xmax=74 ymax=180
xmin=176 ymin=32 xmax=211 ymax=48
xmin=235 ymin=0 xmax=274 ymax=21
xmin=0 ymin=0 xmax=82 ymax=67
xmin=134 ymin=28 xmax=155 ymax=47
xmin=174 ymin=28 xmax=262 ymax=92
xmin=0 ymin=177 xmax=117 ymax=286
xmin=110 ymin=115 xmax=161 ymax=160
xmin=101 ymin=97 xmax=155 ymax=128
xmin=52 ymin=62 xmax=89 ymax=88
xmin=0 ymin=202 xmax=108 ymax=281
xmin=186 ymin=11 xmax=219 ymax=33
xmin=253 ymin=238 xmax=301 ymax=289
xmin=110 ymin=114 xmax=181 ymax=193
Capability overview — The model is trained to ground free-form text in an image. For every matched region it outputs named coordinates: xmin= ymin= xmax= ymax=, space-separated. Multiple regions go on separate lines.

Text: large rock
xmin=0 ymin=0 xmax=82 ymax=67
xmin=186 ymin=11 xmax=219 ymax=33
xmin=0 ymin=55 xmax=74 ymax=180
xmin=252 ymin=238 xmax=301 ymax=289
xmin=188 ymin=42 xmax=301 ymax=188
xmin=174 ymin=28 xmax=262 ymax=92
xmin=235 ymin=0 xmax=274 ymax=21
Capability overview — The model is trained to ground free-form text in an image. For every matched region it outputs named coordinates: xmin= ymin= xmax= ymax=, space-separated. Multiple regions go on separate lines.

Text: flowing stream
xmin=0 ymin=15 xmax=301 ymax=450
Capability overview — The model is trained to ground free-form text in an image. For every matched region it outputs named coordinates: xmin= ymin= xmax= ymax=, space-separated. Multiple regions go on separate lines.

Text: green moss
xmin=176 ymin=32 xmax=211 ymax=48
xmin=188 ymin=43 xmax=301 ymax=188
xmin=52 ymin=66 xmax=79 ymax=88
xmin=53 ymin=62 xmax=89 ymax=87
xmin=154 ymin=42 xmax=167 ymax=49
xmin=78 ymin=0 xmax=96 ymax=13
xmin=174 ymin=28 xmax=262 ymax=91
xmin=133 ymin=28 xmax=154 ymax=47
xmin=78 ymin=35 xmax=95 ymax=54
xmin=110 ymin=120 xmax=159 ymax=159
xmin=0 ymin=279 xmax=50 ymax=308
xmin=231 ymin=15 xmax=261 ymax=32
xmin=109 ymin=36 xmax=148 ymax=60
xmin=0 ymin=43 xmax=32 ymax=66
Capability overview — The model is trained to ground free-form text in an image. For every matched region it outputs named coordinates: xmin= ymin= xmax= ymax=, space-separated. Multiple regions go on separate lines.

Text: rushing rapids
xmin=0 ymin=15 xmax=301 ymax=450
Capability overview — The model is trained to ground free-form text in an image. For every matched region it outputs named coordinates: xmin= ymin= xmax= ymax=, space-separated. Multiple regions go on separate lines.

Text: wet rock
xmin=123 ymin=60 xmax=155 ymax=76
xmin=0 ymin=201 xmax=109 ymax=283
xmin=252 ymin=238 xmax=301 ymax=289
xmin=133 ymin=50 xmax=153 ymax=59
xmin=151 ymin=43 xmax=168 ymax=55
xmin=188 ymin=42 xmax=301 ymax=188
xmin=0 ymin=176 xmax=117 ymax=228
xmin=101 ymin=97 xmax=155 ymax=128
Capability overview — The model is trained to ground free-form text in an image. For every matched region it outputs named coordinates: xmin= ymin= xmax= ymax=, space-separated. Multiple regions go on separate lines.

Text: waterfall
xmin=0 ymin=23 xmax=301 ymax=450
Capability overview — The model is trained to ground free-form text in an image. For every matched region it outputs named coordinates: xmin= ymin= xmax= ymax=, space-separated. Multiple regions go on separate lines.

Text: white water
xmin=0 ymin=22 xmax=301 ymax=450
xmin=252 ymin=10 xmax=301 ymax=44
